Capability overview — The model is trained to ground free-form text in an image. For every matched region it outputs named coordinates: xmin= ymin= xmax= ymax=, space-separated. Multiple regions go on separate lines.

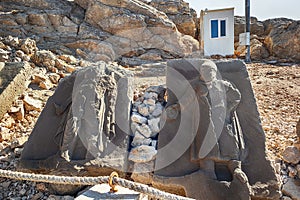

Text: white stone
xmin=138 ymin=104 xmax=149 ymax=117
xmin=131 ymin=122 xmax=139 ymax=135
xmin=23 ymin=95 xmax=42 ymax=112
xmin=75 ymin=184 xmax=147 ymax=200
xmin=143 ymin=98 xmax=156 ymax=106
xmin=131 ymin=132 xmax=152 ymax=147
xmin=136 ymin=124 xmax=152 ymax=138
xmin=131 ymin=113 xmax=147 ymax=124
xmin=148 ymin=118 xmax=160 ymax=137
xmin=151 ymin=103 xmax=163 ymax=117
xmin=128 ymin=145 xmax=157 ymax=163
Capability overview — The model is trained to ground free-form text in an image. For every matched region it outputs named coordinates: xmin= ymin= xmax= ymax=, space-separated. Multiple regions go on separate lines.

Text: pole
xmin=245 ymin=0 xmax=251 ymax=63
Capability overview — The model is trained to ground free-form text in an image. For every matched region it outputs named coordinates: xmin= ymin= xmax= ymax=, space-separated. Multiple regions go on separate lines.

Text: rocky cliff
xmin=235 ymin=16 xmax=300 ymax=62
xmin=0 ymin=0 xmax=199 ymax=66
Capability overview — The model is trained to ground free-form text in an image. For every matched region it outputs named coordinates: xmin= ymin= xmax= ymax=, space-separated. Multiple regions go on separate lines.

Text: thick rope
xmin=0 ymin=169 xmax=194 ymax=200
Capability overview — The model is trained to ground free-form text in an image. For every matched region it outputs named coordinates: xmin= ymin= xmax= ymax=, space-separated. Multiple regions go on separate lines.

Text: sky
xmin=185 ymin=0 xmax=300 ymax=21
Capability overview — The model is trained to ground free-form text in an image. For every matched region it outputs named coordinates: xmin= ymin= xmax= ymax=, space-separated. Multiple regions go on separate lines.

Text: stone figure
xmin=164 ymin=60 xmax=245 ymax=179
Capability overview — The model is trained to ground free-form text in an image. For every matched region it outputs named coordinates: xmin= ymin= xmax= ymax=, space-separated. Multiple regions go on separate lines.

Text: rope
xmin=0 ymin=169 xmax=194 ymax=200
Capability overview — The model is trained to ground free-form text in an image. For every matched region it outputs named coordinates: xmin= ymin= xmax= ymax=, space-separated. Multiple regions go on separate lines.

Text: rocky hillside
xmin=0 ymin=0 xmax=299 ymax=63
xmin=234 ymin=16 xmax=300 ymax=62
xmin=0 ymin=0 xmax=199 ymax=66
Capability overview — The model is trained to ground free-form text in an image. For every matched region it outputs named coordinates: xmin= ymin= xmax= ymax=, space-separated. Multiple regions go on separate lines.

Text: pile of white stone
xmin=128 ymin=85 xmax=166 ymax=175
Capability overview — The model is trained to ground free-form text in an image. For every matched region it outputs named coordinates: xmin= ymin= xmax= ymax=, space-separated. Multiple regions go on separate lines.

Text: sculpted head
xmin=199 ymin=60 xmax=218 ymax=83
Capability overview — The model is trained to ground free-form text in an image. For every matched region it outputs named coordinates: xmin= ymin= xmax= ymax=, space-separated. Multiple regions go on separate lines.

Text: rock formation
xmin=0 ymin=0 xmax=200 ymax=66
xmin=148 ymin=0 xmax=197 ymax=38
xmin=234 ymin=16 xmax=300 ymax=62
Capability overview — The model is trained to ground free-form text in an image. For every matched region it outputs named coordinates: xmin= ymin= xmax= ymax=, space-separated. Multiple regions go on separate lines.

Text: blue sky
xmin=185 ymin=0 xmax=299 ymax=20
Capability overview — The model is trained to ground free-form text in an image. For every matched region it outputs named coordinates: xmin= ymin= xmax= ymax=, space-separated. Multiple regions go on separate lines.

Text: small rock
xmin=31 ymin=74 xmax=47 ymax=84
xmin=65 ymin=65 xmax=76 ymax=73
xmin=36 ymin=183 xmax=48 ymax=192
xmin=136 ymin=124 xmax=152 ymax=138
xmin=3 ymin=35 xmax=19 ymax=47
xmin=23 ymin=95 xmax=42 ymax=112
xmin=0 ymin=181 xmax=11 ymax=189
xmin=32 ymin=50 xmax=56 ymax=69
xmin=49 ymin=73 xmax=61 ymax=84
xmin=39 ymin=80 xmax=53 ymax=90
xmin=138 ymin=104 xmax=149 ymax=117
xmin=143 ymin=98 xmax=156 ymax=106
xmin=19 ymin=188 xmax=27 ymax=196
xmin=19 ymin=38 xmax=37 ymax=54
xmin=0 ymin=126 xmax=11 ymax=140
xmin=282 ymin=146 xmax=300 ymax=164
xmin=131 ymin=122 xmax=139 ymax=135
xmin=128 ymin=145 xmax=157 ymax=163
xmin=282 ymin=178 xmax=300 ymax=200
xmin=9 ymin=100 xmax=24 ymax=121
xmin=2 ymin=115 xmax=15 ymax=128
xmin=131 ymin=113 xmax=147 ymax=124
xmin=15 ymin=50 xmax=25 ymax=59
xmin=144 ymin=92 xmax=158 ymax=100
xmin=288 ymin=166 xmax=297 ymax=178
xmin=132 ymin=132 xmax=152 ymax=147
xmin=58 ymin=55 xmax=77 ymax=64
xmin=151 ymin=103 xmax=163 ymax=117
xmin=55 ymin=58 xmax=67 ymax=70
xmin=148 ymin=118 xmax=160 ymax=137
xmin=32 ymin=192 xmax=43 ymax=200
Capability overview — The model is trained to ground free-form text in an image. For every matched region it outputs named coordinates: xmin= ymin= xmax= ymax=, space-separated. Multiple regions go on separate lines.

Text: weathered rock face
xmin=148 ymin=0 xmax=197 ymax=38
xmin=234 ymin=16 xmax=265 ymax=39
xmin=0 ymin=0 xmax=199 ymax=65
xmin=264 ymin=18 xmax=300 ymax=61
xmin=234 ymin=16 xmax=300 ymax=62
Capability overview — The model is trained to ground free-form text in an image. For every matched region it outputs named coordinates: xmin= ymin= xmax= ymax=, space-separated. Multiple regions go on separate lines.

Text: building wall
xmin=201 ymin=8 xmax=234 ymax=56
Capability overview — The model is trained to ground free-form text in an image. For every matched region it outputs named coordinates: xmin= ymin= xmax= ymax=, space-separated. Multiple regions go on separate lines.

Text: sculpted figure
xmin=165 ymin=60 xmax=245 ymax=178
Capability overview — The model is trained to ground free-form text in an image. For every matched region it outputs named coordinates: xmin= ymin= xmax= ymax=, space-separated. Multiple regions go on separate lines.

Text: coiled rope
xmin=0 ymin=169 xmax=194 ymax=200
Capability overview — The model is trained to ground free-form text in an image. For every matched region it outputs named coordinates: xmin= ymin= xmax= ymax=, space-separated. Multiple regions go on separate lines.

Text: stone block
xmin=75 ymin=184 xmax=147 ymax=200
xmin=0 ymin=62 xmax=31 ymax=119
xmin=20 ymin=62 xmax=133 ymax=177
xmin=154 ymin=59 xmax=281 ymax=199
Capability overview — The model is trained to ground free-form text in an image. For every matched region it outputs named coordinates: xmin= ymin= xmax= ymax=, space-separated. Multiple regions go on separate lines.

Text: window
xmin=210 ymin=19 xmax=227 ymax=38
xmin=211 ymin=20 xmax=218 ymax=38
xmin=221 ymin=20 xmax=226 ymax=37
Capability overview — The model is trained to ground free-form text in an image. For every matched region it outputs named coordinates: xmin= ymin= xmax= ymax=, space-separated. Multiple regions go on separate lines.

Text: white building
xmin=200 ymin=8 xmax=235 ymax=57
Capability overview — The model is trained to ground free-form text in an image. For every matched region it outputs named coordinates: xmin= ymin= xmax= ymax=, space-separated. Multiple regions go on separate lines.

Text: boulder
xmin=264 ymin=18 xmax=300 ymax=61
xmin=149 ymin=0 xmax=197 ymax=37
xmin=234 ymin=16 xmax=265 ymax=40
